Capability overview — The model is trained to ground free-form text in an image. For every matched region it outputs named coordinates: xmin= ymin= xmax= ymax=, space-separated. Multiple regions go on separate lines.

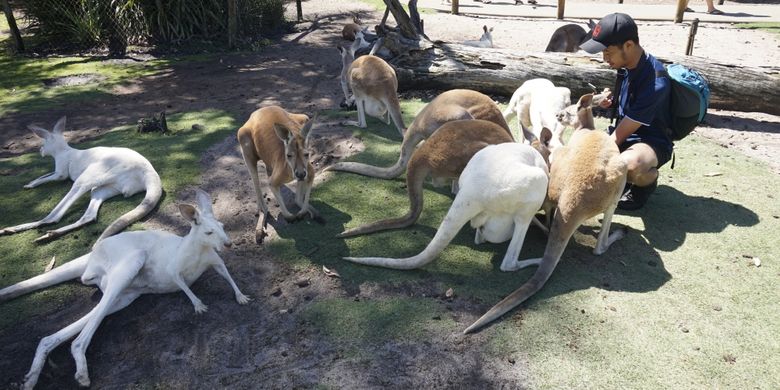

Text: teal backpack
xmin=659 ymin=63 xmax=711 ymax=141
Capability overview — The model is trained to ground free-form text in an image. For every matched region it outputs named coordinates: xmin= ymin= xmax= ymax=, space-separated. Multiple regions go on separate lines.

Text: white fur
xmin=344 ymin=143 xmax=549 ymax=272
xmin=0 ymin=116 xmax=162 ymax=242
xmin=502 ymin=78 xmax=571 ymax=150
xmin=0 ymin=189 xmax=250 ymax=389
xmin=463 ymin=25 xmax=494 ymax=48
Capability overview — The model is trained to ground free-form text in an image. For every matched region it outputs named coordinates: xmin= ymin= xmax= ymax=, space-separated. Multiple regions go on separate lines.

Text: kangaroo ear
xmin=53 ymin=116 xmax=67 ymax=134
xmin=483 ymin=25 xmax=488 ymax=33
xmin=273 ymin=123 xmax=293 ymax=143
xmin=300 ymin=112 xmax=318 ymax=140
xmin=28 ymin=125 xmax=51 ymax=139
xmin=540 ymin=127 xmax=553 ymax=147
xmin=178 ymin=203 xmax=200 ymax=225
xmin=579 ymin=93 xmax=594 ymax=108
xmin=195 ymin=189 xmax=213 ymax=215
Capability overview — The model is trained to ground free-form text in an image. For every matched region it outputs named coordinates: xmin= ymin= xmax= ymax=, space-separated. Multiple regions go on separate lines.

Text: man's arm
xmin=610 ymin=116 xmax=643 ymax=146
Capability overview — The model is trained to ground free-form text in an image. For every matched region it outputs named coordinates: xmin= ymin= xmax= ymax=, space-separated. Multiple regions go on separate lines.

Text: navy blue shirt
xmin=613 ymin=52 xmax=673 ymax=152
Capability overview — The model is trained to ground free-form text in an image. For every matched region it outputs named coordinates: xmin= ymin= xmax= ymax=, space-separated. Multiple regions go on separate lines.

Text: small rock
xmin=508 ymin=357 xmax=516 ymax=365
xmin=712 ymin=304 xmax=722 ymax=312
xmin=445 ymin=288 xmax=454 ymax=299
xmin=681 ymin=327 xmax=689 ymax=333
xmin=723 ymin=353 xmax=737 ymax=364
xmin=296 ymin=278 xmax=310 ymax=288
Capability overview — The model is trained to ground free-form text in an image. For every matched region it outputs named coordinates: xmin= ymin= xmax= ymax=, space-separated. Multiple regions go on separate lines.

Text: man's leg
xmin=618 ymin=142 xmax=659 ymax=210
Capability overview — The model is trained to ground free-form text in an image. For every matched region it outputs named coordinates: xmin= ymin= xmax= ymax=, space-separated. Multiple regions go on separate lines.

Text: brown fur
xmin=329 ymin=89 xmax=512 ymax=178
xmin=464 ymin=95 xmax=628 ymax=333
xmin=337 ymin=119 xmax=514 ymax=238
xmin=237 ymin=106 xmax=318 ymax=243
xmin=342 ymin=23 xmax=361 ymax=41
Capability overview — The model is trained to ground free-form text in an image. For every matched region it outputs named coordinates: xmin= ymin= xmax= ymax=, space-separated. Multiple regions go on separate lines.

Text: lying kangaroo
xmin=545 ymin=20 xmax=596 ymax=52
xmin=328 ymin=89 xmax=511 ymax=179
xmin=0 ymin=189 xmax=250 ymax=389
xmin=338 ymin=46 xmax=405 ymax=135
xmin=237 ymin=106 xmax=321 ymax=244
xmin=337 ymin=119 xmax=515 ymax=238
xmin=463 ymin=25 xmax=494 ymax=48
xmin=464 ymin=93 xmax=628 ymax=334
xmin=0 ymin=116 xmax=162 ymax=243
xmin=343 ymin=140 xmax=550 ymax=272
xmin=502 ymin=78 xmax=571 ymax=150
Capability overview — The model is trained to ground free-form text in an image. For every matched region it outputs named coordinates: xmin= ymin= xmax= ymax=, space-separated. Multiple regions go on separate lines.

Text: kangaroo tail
xmin=338 ymin=163 xmax=428 ymax=238
xmin=327 ymin=132 xmax=424 ymax=179
xmin=0 ymin=254 xmax=89 ymax=302
xmin=98 ymin=171 xmax=162 ymax=241
xmin=343 ymin=191 xmax=482 ymax=270
xmin=463 ymin=211 xmax=578 ymax=334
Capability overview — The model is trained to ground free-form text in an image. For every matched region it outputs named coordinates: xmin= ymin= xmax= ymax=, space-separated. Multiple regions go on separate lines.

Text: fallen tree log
xmin=389 ymin=43 xmax=780 ymax=115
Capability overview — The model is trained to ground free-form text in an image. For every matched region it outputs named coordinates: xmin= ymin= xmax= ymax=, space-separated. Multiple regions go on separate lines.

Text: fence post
xmin=296 ymin=0 xmax=303 ymax=22
xmin=557 ymin=0 xmax=565 ymax=20
xmin=2 ymin=0 xmax=24 ymax=52
xmin=685 ymin=18 xmax=699 ymax=55
xmin=228 ymin=0 xmax=237 ymax=48
xmin=452 ymin=0 xmax=459 ymax=15
xmin=674 ymin=0 xmax=686 ymax=23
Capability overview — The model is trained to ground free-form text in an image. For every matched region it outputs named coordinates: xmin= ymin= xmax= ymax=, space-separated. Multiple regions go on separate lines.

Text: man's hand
xmin=599 ymin=92 xmax=614 ymax=109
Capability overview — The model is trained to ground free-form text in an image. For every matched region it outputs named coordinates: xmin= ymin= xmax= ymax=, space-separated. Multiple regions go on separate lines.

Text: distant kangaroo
xmin=337 ymin=119 xmax=515 ymax=238
xmin=464 ymin=93 xmax=628 ymax=334
xmin=545 ymin=20 xmax=596 ymax=52
xmin=327 ymin=89 xmax=511 ymax=179
xmin=0 ymin=116 xmax=162 ymax=243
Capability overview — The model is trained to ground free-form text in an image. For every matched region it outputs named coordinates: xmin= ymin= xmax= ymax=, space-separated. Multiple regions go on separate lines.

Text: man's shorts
xmin=619 ymin=138 xmax=673 ymax=169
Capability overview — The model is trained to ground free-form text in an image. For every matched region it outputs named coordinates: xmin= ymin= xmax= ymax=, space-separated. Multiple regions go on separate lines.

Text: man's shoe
xmin=618 ymin=180 xmax=658 ymax=211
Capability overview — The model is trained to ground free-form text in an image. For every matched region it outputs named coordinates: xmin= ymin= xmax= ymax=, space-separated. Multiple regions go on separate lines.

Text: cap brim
xmin=579 ymin=38 xmax=607 ymax=54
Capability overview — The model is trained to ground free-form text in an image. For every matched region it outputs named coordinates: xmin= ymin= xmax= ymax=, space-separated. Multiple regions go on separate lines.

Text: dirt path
xmin=1 ymin=1 xmax=779 ymax=388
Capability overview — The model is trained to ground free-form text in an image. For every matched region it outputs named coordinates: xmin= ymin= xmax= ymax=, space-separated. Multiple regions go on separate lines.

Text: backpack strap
xmin=609 ymin=70 xmax=627 ymax=125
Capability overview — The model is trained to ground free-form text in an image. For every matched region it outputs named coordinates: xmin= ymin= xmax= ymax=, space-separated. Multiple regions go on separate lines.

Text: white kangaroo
xmin=502 ymin=78 xmax=571 ymax=150
xmin=464 ymin=93 xmax=628 ymax=334
xmin=237 ymin=106 xmax=321 ymax=244
xmin=0 ymin=116 xmax=162 ymax=243
xmin=327 ymin=89 xmax=512 ymax=179
xmin=463 ymin=25 xmax=494 ymax=48
xmin=0 ymin=189 xmax=250 ymax=389
xmin=338 ymin=40 xmax=406 ymax=136
xmin=343 ymin=139 xmax=550 ymax=273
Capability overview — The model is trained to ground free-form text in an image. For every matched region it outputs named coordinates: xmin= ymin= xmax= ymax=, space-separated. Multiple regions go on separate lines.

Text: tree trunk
xmin=2 ymin=0 xmax=24 ymax=52
xmin=388 ymin=44 xmax=780 ymax=115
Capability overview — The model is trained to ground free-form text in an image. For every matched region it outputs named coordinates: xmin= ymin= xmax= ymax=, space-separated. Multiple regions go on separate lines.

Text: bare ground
xmin=1 ymin=0 xmax=779 ymax=388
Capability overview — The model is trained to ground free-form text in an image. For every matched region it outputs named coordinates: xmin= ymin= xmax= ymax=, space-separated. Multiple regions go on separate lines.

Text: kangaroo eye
xmin=206 ymin=231 xmax=213 ymax=235
xmin=286 ymin=154 xmax=293 ymax=158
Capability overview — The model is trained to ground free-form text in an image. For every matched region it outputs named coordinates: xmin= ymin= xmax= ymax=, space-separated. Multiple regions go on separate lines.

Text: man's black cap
xmin=580 ymin=13 xmax=638 ymax=54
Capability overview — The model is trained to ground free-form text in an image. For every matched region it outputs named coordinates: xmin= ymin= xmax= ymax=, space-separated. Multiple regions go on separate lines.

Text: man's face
xmin=602 ymin=43 xmax=628 ymax=69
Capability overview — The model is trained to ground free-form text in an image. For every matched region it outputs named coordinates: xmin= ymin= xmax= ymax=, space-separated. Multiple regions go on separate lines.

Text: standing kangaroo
xmin=502 ymin=78 xmax=571 ymax=150
xmin=338 ymin=46 xmax=406 ymax=135
xmin=464 ymin=93 xmax=628 ymax=334
xmin=0 ymin=189 xmax=250 ymax=389
xmin=343 ymin=140 xmax=550 ymax=272
xmin=328 ymin=89 xmax=511 ymax=179
xmin=0 ymin=116 xmax=162 ymax=243
xmin=545 ymin=20 xmax=596 ymax=52
xmin=237 ymin=106 xmax=321 ymax=244
xmin=337 ymin=119 xmax=516 ymax=238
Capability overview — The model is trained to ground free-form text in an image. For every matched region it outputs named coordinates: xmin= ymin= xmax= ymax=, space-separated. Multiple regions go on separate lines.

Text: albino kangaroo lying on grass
xmin=0 ymin=189 xmax=250 ymax=389
xmin=0 ymin=116 xmax=162 ymax=243
xmin=344 ymin=137 xmax=551 ymax=272
xmin=328 ymin=89 xmax=511 ymax=179
xmin=463 ymin=25 xmax=494 ymax=48
xmin=337 ymin=119 xmax=515 ymax=238
xmin=237 ymin=106 xmax=321 ymax=244
xmin=464 ymin=93 xmax=628 ymax=334
xmin=338 ymin=42 xmax=405 ymax=135
xmin=502 ymin=78 xmax=571 ymax=150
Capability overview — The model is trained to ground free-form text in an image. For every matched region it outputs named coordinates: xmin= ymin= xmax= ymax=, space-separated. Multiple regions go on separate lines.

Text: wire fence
xmin=8 ymin=0 xmax=287 ymax=54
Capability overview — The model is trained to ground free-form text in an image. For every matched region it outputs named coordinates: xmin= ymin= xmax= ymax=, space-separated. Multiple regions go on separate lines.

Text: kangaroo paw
xmin=34 ymin=231 xmax=61 ymax=243
xmin=255 ymin=228 xmax=267 ymax=245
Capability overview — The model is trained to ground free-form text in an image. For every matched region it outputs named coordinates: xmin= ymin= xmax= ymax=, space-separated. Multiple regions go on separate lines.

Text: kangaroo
xmin=463 ymin=25 xmax=494 ymax=48
xmin=342 ymin=23 xmax=361 ymax=41
xmin=545 ymin=20 xmax=596 ymax=52
xmin=502 ymin=78 xmax=571 ymax=150
xmin=337 ymin=119 xmax=516 ymax=238
xmin=338 ymin=30 xmax=371 ymax=106
xmin=0 ymin=189 xmax=250 ymax=389
xmin=338 ymin=45 xmax=405 ymax=136
xmin=237 ymin=106 xmax=321 ymax=244
xmin=328 ymin=89 xmax=512 ymax=179
xmin=464 ymin=93 xmax=629 ymax=334
xmin=0 ymin=116 xmax=162 ymax=243
xmin=343 ymin=140 xmax=550 ymax=272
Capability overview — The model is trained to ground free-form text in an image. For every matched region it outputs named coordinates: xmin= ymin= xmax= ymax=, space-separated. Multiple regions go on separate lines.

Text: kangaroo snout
xmin=295 ymin=170 xmax=307 ymax=180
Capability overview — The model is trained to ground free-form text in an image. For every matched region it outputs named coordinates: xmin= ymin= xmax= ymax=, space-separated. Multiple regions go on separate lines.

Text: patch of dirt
xmin=41 ymin=74 xmax=106 ymax=88
xmin=1 ymin=0 xmax=779 ymax=388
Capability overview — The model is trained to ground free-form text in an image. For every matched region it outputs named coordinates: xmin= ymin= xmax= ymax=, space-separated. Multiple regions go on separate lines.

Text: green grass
xmin=0 ymin=109 xmax=239 ymax=329
xmin=735 ymin=22 xmax=780 ymax=36
xmin=274 ymin=107 xmax=780 ymax=388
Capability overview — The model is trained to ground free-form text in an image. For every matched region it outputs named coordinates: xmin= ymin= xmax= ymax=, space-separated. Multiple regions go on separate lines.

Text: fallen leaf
xmin=753 ymin=257 xmax=761 ymax=267
xmin=322 ymin=265 xmax=341 ymax=278
xmin=704 ymin=172 xmax=723 ymax=177
xmin=44 ymin=256 xmax=56 ymax=273
xmin=445 ymin=288 xmax=454 ymax=299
